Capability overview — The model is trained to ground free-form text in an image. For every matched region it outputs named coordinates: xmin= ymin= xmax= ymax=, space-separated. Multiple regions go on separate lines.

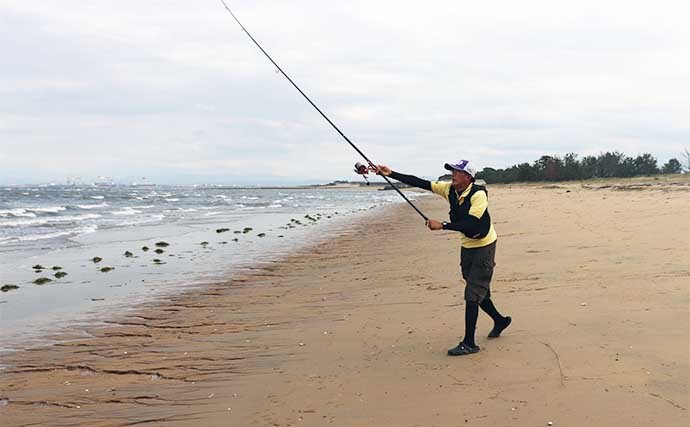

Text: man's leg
xmin=473 ymin=241 xmax=512 ymax=338
xmin=463 ymin=301 xmax=479 ymax=347
xmin=479 ymin=297 xmax=501 ymax=320
xmin=448 ymin=248 xmax=481 ymax=356
xmin=481 ymin=297 xmax=511 ymax=338
xmin=448 ymin=300 xmax=481 ymax=355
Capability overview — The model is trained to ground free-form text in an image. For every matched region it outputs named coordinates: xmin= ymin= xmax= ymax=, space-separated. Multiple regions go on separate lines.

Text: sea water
xmin=0 ymin=184 xmax=424 ymax=352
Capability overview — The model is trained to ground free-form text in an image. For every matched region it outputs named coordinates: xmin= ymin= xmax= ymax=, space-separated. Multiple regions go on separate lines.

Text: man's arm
xmin=442 ymin=191 xmax=488 ymax=238
xmin=375 ymin=165 xmax=432 ymax=191
xmin=389 ymin=171 xmax=432 ymax=191
xmin=442 ymin=216 xmax=483 ymax=238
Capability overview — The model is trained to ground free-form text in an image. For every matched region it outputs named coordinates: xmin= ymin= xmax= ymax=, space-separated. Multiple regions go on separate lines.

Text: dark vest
xmin=448 ymin=184 xmax=492 ymax=239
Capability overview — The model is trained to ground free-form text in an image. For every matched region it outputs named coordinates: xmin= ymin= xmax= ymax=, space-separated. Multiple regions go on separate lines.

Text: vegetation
xmin=473 ymin=152 xmax=685 ymax=184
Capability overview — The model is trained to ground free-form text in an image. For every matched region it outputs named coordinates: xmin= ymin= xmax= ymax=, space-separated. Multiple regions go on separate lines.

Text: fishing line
xmin=218 ymin=0 xmax=428 ymax=221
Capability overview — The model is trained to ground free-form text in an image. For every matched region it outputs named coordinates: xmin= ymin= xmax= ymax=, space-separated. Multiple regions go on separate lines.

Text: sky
xmin=1 ymin=0 xmax=688 ymax=185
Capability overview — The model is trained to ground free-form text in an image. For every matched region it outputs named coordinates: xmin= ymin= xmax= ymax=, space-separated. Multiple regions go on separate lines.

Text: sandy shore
xmin=1 ymin=178 xmax=689 ymax=426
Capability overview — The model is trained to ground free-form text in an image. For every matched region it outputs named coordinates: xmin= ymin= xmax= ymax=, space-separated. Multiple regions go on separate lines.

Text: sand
xmin=1 ymin=178 xmax=688 ymax=426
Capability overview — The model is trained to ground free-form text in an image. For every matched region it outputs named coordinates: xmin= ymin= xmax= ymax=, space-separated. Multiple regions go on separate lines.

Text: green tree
xmin=661 ymin=158 xmax=682 ymax=174
xmin=632 ymin=153 xmax=659 ymax=175
xmin=563 ymin=153 xmax=581 ymax=180
xmin=596 ymin=151 xmax=625 ymax=177
xmin=516 ymin=162 xmax=538 ymax=181
xmin=618 ymin=156 xmax=636 ymax=177
xmin=534 ymin=155 xmax=564 ymax=181
xmin=476 ymin=167 xmax=501 ymax=183
xmin=580 ymin=155 xmax=597 ymax=179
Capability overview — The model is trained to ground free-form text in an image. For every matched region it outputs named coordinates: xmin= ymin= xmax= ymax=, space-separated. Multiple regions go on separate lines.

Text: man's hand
xmin=375 ymin=165 xmax=392 ymax=176
xmin=425 ymin=219 xmax=444 ymax=231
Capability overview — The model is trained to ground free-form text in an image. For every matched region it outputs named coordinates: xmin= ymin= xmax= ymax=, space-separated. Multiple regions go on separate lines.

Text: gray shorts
xmin=460 ymin=241 xmax=497 ymax=303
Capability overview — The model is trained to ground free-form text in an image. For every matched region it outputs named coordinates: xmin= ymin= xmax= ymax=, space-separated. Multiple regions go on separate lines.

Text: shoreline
xmin=0 ymin=181 xmax=688 ymax=426
xmin=0 ymin=186 xmax=428 ymax=355
xmin=0 ymin=198 xmax=412 ymax=356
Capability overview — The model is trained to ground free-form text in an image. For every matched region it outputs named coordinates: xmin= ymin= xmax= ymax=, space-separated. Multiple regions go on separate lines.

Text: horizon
xmin=1 ymin=150 xmax=685 ymax=186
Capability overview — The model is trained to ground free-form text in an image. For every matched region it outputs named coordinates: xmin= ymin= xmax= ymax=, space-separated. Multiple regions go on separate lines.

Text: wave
xmin=111 ymin=208 xmax=142 ymax=216
xmin=90 ymin=196 xmax=105 ymax=200
xmin=0 ymin=224 xmax=98 ymax=244
xmin=0 ymin=213 xmax=102 ymax=228
xmin=0 ymin=209 xmax=37 ymax=218
xmin=27 ymin=206 xmax=67 ymax=214
xmin=77 ymin=202 xmax=108 ymax=209
xmin=117 ymin=214 xmax=165 ymax=226
xmin=165 ymin=198 xmax=180 ymax=202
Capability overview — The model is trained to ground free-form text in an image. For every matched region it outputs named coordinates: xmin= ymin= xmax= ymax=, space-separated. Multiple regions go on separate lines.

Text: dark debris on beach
xmin=12 ymin=210 xmax=337 ymax=296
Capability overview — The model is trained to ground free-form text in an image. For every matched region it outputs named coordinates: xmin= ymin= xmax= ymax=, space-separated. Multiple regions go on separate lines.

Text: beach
xmin=1 ymin=178 xmax=688 ymax=426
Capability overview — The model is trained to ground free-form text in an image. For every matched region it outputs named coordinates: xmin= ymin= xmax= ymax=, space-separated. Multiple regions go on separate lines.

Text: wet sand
xmin=1 ymin=178 xmax=689 ymax=426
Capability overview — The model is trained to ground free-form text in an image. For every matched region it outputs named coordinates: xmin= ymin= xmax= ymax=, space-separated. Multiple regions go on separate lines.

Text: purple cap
xmin=444 ymin=160 xmax=476 ymax=178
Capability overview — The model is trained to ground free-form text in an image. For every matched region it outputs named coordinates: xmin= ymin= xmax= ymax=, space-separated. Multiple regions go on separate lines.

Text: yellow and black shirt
xmin=389 ymin=171 xmax=497 ymax=249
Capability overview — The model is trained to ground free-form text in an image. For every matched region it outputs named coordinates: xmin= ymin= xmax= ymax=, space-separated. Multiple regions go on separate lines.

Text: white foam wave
xmin=165 ymin=198 xmax=180 ymax=202
xmin=0 ymin=213 xmax=101 ymax=227
xmin=117 ymin=214 xmax=165 ymax=226
xmin=0 ymin=209 xmax=37 ymax=218
xmin=91 ymin=196 xmax=105 ymax=200
xmin=77 ymin=202 xmax=108 ymax=209
xmin=27 ymin=206 xmax=67 ymax=214
xmin=0 ymin=224 xmax=98 ymax=244
xmin=111 ymin=208 xmax=141 ymax=216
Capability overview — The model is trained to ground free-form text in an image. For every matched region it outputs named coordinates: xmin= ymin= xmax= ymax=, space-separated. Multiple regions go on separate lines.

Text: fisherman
xmin=376 ymin=160 xmax=511 ymax=356
xmin=221 ymin=0 xmax=509 ymax=355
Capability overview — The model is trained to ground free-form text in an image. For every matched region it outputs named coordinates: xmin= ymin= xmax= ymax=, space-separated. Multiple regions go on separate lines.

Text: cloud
xmin=1 ymin=0 xmax=688 ymax=184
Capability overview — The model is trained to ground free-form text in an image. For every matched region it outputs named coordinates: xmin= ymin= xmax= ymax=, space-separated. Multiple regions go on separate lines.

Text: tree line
xmin=474 ymin=151 xmax=686 ymax=184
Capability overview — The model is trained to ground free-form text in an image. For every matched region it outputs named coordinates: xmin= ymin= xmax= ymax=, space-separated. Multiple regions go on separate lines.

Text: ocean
xmin=0 ymin=184 xmax=424 ymax=353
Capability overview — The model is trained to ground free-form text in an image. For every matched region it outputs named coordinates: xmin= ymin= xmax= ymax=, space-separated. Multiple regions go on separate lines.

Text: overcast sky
xmin=1 ymin=0 xmax=688 ymax=185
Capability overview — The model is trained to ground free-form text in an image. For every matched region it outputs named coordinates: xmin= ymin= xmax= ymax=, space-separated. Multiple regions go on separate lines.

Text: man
xmin=376 ymin=160 xmax=511 ymax=356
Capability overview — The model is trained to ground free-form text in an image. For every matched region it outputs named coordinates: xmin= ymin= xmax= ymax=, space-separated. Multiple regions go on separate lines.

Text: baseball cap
xmin=444 ymin=160 xmax=476 ymax=178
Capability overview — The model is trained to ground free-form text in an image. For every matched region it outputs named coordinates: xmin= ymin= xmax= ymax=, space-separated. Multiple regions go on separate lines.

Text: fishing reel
xmin=354 ymin=162 xmax=377 ymax=185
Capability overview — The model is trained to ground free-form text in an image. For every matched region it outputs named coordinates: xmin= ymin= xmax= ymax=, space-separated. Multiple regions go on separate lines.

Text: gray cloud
xmin=1 ymin=0 xmax=688 ymax=184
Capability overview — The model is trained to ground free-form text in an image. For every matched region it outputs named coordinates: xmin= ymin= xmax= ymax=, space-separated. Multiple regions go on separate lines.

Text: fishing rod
xmin=218 ymin=0 xmax=428 ymax=221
